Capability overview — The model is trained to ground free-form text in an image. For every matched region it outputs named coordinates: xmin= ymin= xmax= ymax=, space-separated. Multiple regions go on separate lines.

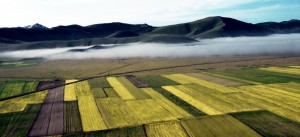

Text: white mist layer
xmin=0 ymin=46 xmax=92 ymax=59
xmin=0 ymin=34 xmax=299 ymax=60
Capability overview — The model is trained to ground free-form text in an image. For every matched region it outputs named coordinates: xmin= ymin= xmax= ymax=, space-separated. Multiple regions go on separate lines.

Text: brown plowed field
xmin=29 ymin=86 xmax=64 ymax=136
xmin=48 ymin=86 xmax=64 ymax=135
xmin=126 ymin=75 xmax=149 ymax=88
xmin=28 ymin=89 xmax=56 ymax=136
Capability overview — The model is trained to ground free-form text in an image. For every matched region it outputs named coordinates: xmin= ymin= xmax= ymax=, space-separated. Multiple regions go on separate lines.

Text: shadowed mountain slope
xmin=0 ymin=16 xmax=299 ymax=51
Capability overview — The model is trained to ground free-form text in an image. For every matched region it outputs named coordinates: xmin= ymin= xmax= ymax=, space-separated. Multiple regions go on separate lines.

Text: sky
xmin=0 ymin=0 xmax=299 ymax=28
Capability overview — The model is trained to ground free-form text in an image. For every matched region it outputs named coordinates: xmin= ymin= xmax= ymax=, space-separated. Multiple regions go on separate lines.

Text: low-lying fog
xmin=0 ymin=34 xmax=299 ymax=60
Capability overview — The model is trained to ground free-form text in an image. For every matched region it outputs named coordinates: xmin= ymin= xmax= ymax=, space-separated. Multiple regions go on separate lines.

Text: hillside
xmin=151 ymin=16 xmax=272 ymax=38
xmin=257 ymin=19 xmax=300 ymax=33
xmin=0 ymin=16 xmax=299 ymax=51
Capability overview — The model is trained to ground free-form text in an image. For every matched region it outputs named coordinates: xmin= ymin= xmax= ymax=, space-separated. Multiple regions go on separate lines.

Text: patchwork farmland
xmin=0 ymin=65 xmax=300 ymax=136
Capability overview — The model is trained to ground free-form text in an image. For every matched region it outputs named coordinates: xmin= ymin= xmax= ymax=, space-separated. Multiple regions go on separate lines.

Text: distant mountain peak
xmin=24 ymin=23 xmax=48 ymax=29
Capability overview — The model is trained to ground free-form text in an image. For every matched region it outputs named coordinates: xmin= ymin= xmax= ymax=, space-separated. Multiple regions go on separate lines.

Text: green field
xmin=103 ymin=88 xmax=120 ymax=97
xmin=23 ymin=81 xmax=39 ymax=93
xmin=232 ymin=111 xmax=300 ymax=137
xmin=212 ymin=68 xmax=300 ymax=84
xmin=0 ymin=104 xmax=41 ymax=136
xmin=64 ymin=101 xmax=83 ymax=134
xmin=137 ymin=75 xmax=179 ymax=87
xmin=88 ymin=77 xmax=111 ymax=88
xmin=0 ymin=61 xmax=39 ymax=68
xmin=0 ymin=80 xmax=25 ymax=98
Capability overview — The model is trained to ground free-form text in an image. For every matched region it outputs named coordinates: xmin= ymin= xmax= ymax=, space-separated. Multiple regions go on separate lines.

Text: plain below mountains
xmin=0 ymin=16 xmax=299 ymax=51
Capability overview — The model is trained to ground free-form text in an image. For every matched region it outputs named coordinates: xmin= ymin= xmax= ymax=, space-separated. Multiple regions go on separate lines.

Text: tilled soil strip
xmin=28 ymin=89 xmax=56 ymax=136
xmin=28 ymin=86 xmax=64 ymax=136
xmin=126 ymin=75 xmax=149 ymax=88
xmin=48 ymin=86 xmax=64 ymax=135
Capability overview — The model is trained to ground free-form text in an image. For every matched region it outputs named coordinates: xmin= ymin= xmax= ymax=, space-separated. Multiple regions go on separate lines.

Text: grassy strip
xmin=213 ymin=68 xmax=300 ymax=84
xmin=0 ymin=81 xmax=6 ymax=96
xmin=0 ymin=80 xmax=25 ymax=98
xmin=103 ymin=88 xmax=119 ymax=97
xmin=63 ymin=126 xmax=147 ymax=137
xmin=0 ymin=104 xmax=41 ymax=137
xmin=231 ymin=110 xmax=300 ymax=137
xmin=153 ymin=87 xmax=205 ymax=117
xmin=88 ymin=77 xmax=111 ymax=88
xmin=137 ymin=76 xmax=179 ymax=87
xmin=260 ymin=67 xmax=300 ymax=75
xmin=64 ymin=101 xmax=83 ymax=134
xmin=0 ymin=61 xmax=38 ymax=68
xmin=23 ymin=81 xmax=39 ymax=93
xmin=91 ymin=88 xmax=107 ymax=98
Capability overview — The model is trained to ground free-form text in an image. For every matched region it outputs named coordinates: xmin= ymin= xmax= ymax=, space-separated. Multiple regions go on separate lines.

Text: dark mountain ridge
xmin=0 ymin=16 xmax=299 ymax=51
xmin=257 ymin=19 xmax=300 ymax=33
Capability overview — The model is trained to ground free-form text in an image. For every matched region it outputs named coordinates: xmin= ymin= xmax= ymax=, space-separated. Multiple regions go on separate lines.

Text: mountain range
xmin=0 ymin=16 xmax=299 ymax=51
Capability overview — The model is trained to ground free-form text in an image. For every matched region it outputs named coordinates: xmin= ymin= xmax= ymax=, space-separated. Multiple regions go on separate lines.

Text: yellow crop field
xmin=106 ymin=77 xmax=135 ymax=100
xmin=256 ymin=85 xmax=300 ymax=99
xmin=162 ymin=74 xmax=239 ymax=93
xmin=239 ymin=85 xmax=300 ymax=108
xmin=145 ymin=121 xmax=188 ymax=137
xmin=181 ymin=115 xmax=261 ymax=137
xmin=267 ymin=82 xmax=300 ymax=94
xmin=78 ymin=95 xmax=107 ymax=131
xmin=182 ymin=84 xmax=260 ymax=112
xmin=162 ymin=86 xmax=222 ymax=115
xmin=74 ymin=81 xmax=92 ymax=96
xmin=260 ymin=67 xmax=300 ymax=75
xmin=163 ymin=84 xmax=260 ymax=115
xmin=64 ymin=80 xmax=77 ymax=101
xmin=290 ymin=66 xmax=300 ymax=69
xmin=0 ymin=90 xmax=47 ymax=113
xmin=96 ymin=98 xmax=176 ymax=129
xmin=230 ymin=91 xmax=300 ymax=122
xmin=142 ymin=88 xmax=192 ymax=118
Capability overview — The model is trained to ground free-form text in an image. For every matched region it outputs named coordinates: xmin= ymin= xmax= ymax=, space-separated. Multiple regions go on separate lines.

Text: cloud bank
xmin=0 ymin=34 xmax=299 ymax=60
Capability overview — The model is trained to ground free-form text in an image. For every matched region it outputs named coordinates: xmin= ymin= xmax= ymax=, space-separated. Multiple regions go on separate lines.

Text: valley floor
xmin=0 ymin=54 xmax=300 ymax=80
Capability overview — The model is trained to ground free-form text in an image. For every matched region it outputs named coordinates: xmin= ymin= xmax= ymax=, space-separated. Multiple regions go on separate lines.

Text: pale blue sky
xmin=0 ymin=0 xmax=299 ymax=27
